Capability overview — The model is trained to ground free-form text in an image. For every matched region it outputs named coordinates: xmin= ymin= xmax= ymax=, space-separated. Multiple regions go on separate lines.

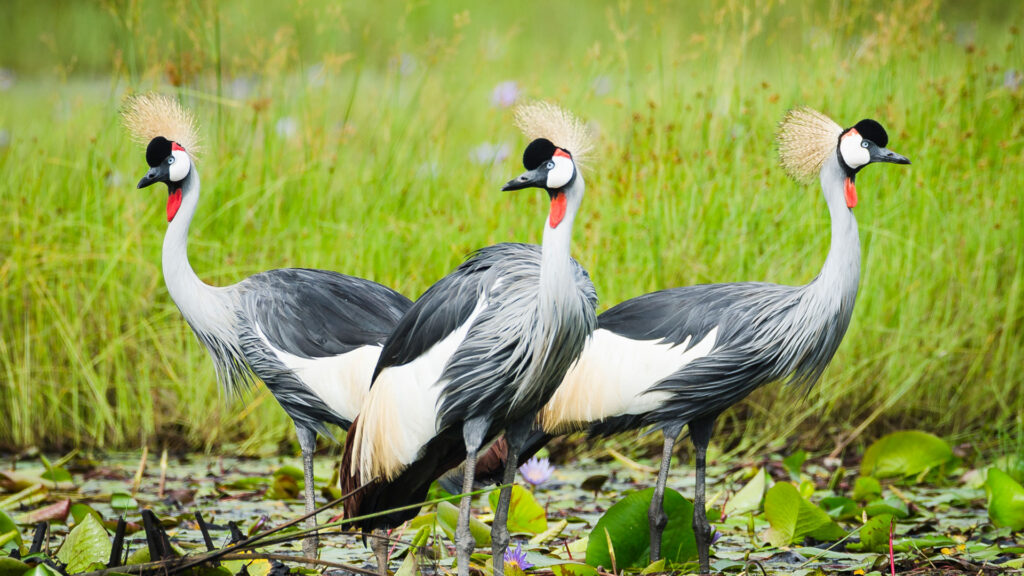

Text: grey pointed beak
xmin=502 ymin=168 xmax=547 ymax=191
xmin=137 ymin=165 xmax=166 ymax=189
xmin=873 ymin=147 xmax=911 ymax=165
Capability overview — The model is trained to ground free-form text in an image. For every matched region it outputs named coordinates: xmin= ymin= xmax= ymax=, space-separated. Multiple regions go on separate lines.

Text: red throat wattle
xmin=167 ymin=188 xmax=183 ymax=222
xmin=549 ymin=192 xmax=567 ymax=228
xmin=844 ymin=178 xmax=858 ymax=209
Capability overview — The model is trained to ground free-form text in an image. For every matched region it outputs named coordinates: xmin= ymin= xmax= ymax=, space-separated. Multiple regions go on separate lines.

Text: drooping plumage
xmin=342 ymin=102 xmax=598 ymax=576
xmin=455 ymin=107 xmax=910 ymax=574
xmin=124 ymin=93 xmax=413 ymax=557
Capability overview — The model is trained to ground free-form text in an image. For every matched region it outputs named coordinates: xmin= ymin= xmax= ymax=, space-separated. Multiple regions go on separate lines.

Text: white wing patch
xmin=540 ymin=327 xmax=719 ymax=433
xmin=352 ymin=293 xmax=491 ymax=484
xmin=258 ymin=332 xmax=382 ymax=424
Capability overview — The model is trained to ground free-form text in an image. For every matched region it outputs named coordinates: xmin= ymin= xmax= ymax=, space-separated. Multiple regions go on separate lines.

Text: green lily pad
xmin=56 ymin=513 xmax=111 ymax=573
xmin=724 ymin=468 xmax=766 ymax=517
xmin=585 ymin=487 xmax=696 ymax=570
xmin=0 ymin=510 xmax=22 ymax=548
xmin=860 ymin=431 xmax=953 ymax=479
xmin=847 ymin=513 xmax=893 ymax=553
xmin=763 ymin=482 xmax=845 ymax=547
xmin=488 ymin=485 xmax=547 ymax=535
xmin=852 ymin=476 xmax=882 ymax=501
xmin=435 ymin=501 xmax=491 ymax=547
xmin=0 ymin=556 xmax=31 ymax=576
xmin=783 ymin=450 xmax=807 ymax=481
xmin=865 ymin=497 xmax=910 ymax=519
xmin=985 ymin=468 xmax=1024 ymax=530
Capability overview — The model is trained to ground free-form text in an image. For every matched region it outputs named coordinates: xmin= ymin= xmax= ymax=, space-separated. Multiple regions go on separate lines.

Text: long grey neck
xmin=539 ymin=176 xmax=584 ymax=305
xmin=805 ymin=152 xmax=860 ymax=320
xmin=161 ymin=169 xmax=236 ymax=337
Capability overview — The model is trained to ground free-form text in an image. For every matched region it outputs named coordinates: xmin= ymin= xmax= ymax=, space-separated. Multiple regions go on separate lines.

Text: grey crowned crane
xmin=458 ymin=108 xmax=910 ymax=574
xmin=340 ymin=102 xmax=598 ymax=576
xmin=123 ymin=94 xmax=413 ymax=557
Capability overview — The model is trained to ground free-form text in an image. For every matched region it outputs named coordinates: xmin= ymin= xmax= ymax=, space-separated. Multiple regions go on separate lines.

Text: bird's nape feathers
xmin=776 ymin=107 xmax=842 ymax=184
xmin=122 ymin=93 xmax=202 ymax=157
xmin=514 ymin=101 xmax=594 ymax=168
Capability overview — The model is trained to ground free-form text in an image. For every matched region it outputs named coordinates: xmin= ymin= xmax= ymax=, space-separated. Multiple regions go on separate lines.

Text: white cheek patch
xmin=546 ymin=156 xmax=574 ymax=189
xmin=168 ymin=149 xmax=191 ymax=182
xmin=840 ymin=131 xmax=870 ymax=169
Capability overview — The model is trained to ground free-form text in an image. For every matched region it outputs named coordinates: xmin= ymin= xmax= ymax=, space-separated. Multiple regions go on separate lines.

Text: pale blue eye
xmin=168 ymin=155 xmax=176 ymax=164
xmin=861 ymin=141 xmax=869 ymax=148
xmin=546 ymin=161 xmax=554 ymax=169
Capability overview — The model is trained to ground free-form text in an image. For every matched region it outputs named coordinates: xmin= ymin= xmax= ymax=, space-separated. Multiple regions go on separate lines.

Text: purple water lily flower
xmin=519 ymin=456 xmax=554 ymax=487
xmin=503 ymin=542 xmax=534 ymax=571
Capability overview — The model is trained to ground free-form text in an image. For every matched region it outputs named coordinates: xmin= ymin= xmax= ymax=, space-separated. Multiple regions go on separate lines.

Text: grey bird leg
xmin=490 ymin=418 xmax=532 ymax=576
xmin=689 ymin=416 xmax=716 ymax=575
xmin=295 ymin=426 xmax=319 ymax=559
xmin=649 ymin=423 xmax=683 ymax=563
xmin=370 ymin=529 xmax=389 ymax=576
xmin=456 ymin=417 xmax=488 ymax=576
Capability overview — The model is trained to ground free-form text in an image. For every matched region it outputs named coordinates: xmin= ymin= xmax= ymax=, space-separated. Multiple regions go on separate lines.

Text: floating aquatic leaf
xmin=436 ymin=501 xmax=491 ymax=547
xmin=489 ymin=485 xmax=547 ymax=535
xmin=860 ymin=431 xmax=953 ymax=479
xmin=985 ymin=468 xmax=1024 ymax=530
xmin=0 ymin=557 xmax=30 ymax=576
xmin=56 ymin=513 xmax=110 ymax=573
xmin=580 ymin=475 xmax=608 ymax=494
xmin=763 ymin=482 xmax=845 ymax=547
xmin=109 ymin=493 xmax=137 ymax=512
xmin=783 ymin=450 xmax=807 ymax=481
xmin=864 ymin=497 xmax=909 ymax=519
xmin=17 ymin=499 xmax=70 ymax=524
xmin=852 ymin=476 xmax=882 ymax=501
xmin=585 ymin=487 xmax=696 ymax=569
xmin=724 ymin=468 xmax=767 ymax=517
xmin=819 ymin=496 xmax=858 ymax=520
xmin=0 ymin=510 xmax=22 ymax=549
xmin=530 ymin=519 xmax=567 ymax=545
xmin=847 ymin=513 xmax=893 ymax=553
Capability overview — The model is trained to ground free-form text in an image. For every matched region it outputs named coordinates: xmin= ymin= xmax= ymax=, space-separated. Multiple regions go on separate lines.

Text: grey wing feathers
xmin=242 ymin=268 xmax=412 ymax=359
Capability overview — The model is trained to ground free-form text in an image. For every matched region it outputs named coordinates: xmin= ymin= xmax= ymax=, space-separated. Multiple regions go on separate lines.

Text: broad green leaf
xmin=783 ymin=450 xmax=807 ymax=481
xmin=860 ymin=431 xmax=953 ymax=479
xmin=530 ymin=519 xmax=567 ymax=545
xmin=864 ymin=497 xmax=909 ymax=519
xmin=56 ymin=513 xmax=111 ymax=573
xmin=40 ymin=468 xmax=72 ymax=485
xmin=819 ymin=496 xmax=858 ymax=520
xmin=394 ymin=552 xmax=418 ymax=576
xmin=985 ymin=468 xmax=1024 ymax=530
xmin=763 ymin=482 xmax=845 ymax=547
xmin=847 ymin=513 xmax=893 ymax=553
xmin=0 ymin=510 xmax=22 ymax=547
xmin=69 ymin=504 xmax=102 ymax=526
xmin=641 ymin=559 xmax=666 ymax=573
xmin=109 ymin=493 xmax=137 ymax=512
xmin=852 ymin=476 xmax=882 ymax=501
xmin=585 ymin=487 xmax=696 ymax=569
xmin=273 ymin=465 xmax=304 ymax=481
xmin=551 ymin=563 xmax=599 ymax=576
xmin=21 ymin=564 xmax=64 ymax=576
xmin=0 ymin=556 xmax=30 ymax=576
xmin=488 ymin=485 xmax=547 ymax=535
xmin=435 ymin=501 xmax=491 ymax=547
xmin=724 ymin=468 xmax=766 ymax=517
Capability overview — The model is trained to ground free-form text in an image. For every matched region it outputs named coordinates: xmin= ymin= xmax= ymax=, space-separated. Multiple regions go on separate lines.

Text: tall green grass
xmin=0 ymin=0 xmax=1021 ymax=456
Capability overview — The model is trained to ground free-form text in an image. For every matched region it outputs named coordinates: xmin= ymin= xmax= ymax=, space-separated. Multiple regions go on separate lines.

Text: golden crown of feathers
xmin=776 ymin=106 xmax=843 ymax=184
xmin=514 ymin=101 xmax=595 ymax=168
xmin=122 ymin=93 xmax=202 ymax=157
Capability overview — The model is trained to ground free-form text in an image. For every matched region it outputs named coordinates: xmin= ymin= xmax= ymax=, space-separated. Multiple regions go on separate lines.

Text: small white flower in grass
xmin=469 ymin=142 xmax=511 ymax=166
xmin=1005 ymin=70 xmax=1022 ymax=92
xmin=592 ymin=75 xmax=612 ymax=96
xmin=0 ymin=69 xmax=14 ymax=91
xmin=491 ymin=81 xmax=520 ymax=108
xmin=518 ymin=456 xmax=554 ymax=487
xmin=275 ymin=117 xmax=298 ymax=139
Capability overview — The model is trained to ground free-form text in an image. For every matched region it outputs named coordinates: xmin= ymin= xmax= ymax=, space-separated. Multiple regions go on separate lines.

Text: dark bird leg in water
xmin=296 ymin=426 xmax=319 ymax=558
xmin=690 ymin=415 xmax=717 ymax=575
xmin=456 ymin=417 xmax=488 ymax=576
xmin=649 ymin=422 xmax=683 ymax=562
xmin=490 ymin=418 xmax=532 ymax=576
